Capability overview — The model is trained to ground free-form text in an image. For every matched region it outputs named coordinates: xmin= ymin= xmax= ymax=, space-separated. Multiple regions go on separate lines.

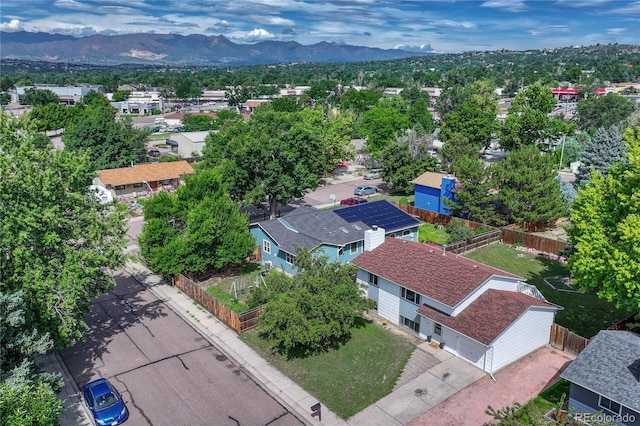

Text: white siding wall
xmin=490 ymin=308 xmax=555 ymax=372
xmin=452 ymin=277 xmax=520 ymax=316
xmin=454 ymin=335 xmax=487 ymax=370
xmin=378 ymin=279 xmax=400 ymax=324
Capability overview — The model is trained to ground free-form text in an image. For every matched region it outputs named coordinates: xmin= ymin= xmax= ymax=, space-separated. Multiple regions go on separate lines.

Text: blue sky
xmin=1 ymin=0 xmax=638 ymax=52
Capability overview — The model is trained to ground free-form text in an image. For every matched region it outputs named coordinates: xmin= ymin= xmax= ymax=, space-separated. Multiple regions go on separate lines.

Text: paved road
xmin=59 ymin=271 xmax=303 ymax=426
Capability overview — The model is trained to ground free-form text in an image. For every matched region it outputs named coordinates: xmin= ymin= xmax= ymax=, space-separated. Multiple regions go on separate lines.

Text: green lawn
xmin=241 ymin=321 xmax=415 ymax=419
xmin=419 ymin=223 xmax=449 ymax=244
xmin=464 ymin=243 xmax=632 ymax=337
xmin=147 ymin=132 xmax=172 ymax=141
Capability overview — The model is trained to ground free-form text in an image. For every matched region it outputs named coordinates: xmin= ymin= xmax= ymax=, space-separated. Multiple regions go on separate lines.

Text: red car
xmin=340 ymin=197 xmax=368 ymax=206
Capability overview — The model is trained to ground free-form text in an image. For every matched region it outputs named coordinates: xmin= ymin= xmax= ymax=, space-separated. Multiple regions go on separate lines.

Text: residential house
xmin=94 ymin=160 xmax=194 ymax=198
xmin=351 ymin=236 xmax=560 ymax=374
xmin=560 ymin=330 xmax=640 ymax=426
xmin=412 ymin=171 xmax=456 ymax=215
xmin=165 ymin=131 xmax=209 ymax=157
xmin=250 ymin=200 xmax=420 ymax=275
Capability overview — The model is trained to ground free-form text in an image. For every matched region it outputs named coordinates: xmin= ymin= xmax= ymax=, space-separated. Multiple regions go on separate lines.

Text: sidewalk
xmin=122 ymin=261 xmax=488 ymax=426
xmin=44 ymin=257 xmax=571 ymax=425
xmin=123 ymin=261 xmax=347 ymax=426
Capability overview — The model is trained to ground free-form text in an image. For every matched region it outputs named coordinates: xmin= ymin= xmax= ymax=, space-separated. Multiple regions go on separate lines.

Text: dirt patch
xmin=530 ymin=217 xmax=570 ymax=242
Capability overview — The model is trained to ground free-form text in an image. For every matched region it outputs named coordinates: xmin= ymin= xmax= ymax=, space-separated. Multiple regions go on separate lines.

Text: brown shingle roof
xmin=411 ymin=171 xmax=455 ymax=189
xmin=351 ymin=238 xmax=521 ymax=307
xmin=96 ymin=161 xmax=194 ymax=186
xmin=416 ymin=289 xmax=557 ymax=345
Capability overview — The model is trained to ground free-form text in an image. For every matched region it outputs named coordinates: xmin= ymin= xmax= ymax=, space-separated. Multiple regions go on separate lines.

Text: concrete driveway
xmin=409 ymin=346 xmax=574 ymax=426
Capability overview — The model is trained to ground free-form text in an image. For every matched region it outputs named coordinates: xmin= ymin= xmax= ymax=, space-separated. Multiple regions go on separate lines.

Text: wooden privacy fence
xmin=502 ymin=226 xmax=568 ymax=255
xmin=549 ymin=323 xmax=590 ymax=355
xmin=443 ymin=229 xmax=502 ymax=255
xmin=393 ymin=202 xmax=568 ymax=255
xmin=174 ymin=274 xmax=265 ymax=334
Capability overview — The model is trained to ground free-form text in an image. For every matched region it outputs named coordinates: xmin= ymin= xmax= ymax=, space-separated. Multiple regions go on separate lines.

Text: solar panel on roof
xmin=333 ymin=200 xmax=419 ymax=231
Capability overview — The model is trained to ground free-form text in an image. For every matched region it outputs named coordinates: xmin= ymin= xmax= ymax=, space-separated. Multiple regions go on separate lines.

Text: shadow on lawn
xmin=269 ymin=316 xmax=372 ymax=360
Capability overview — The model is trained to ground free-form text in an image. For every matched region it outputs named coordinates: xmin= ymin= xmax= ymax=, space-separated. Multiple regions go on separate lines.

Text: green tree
xmin=0 ymin=381 xmax=63 ymax=426
xmin=81 ymin=90 xmax=110 ymax=108
xmin=111 ymin=90 xmax=131 ymax=102
xmin=0 ymin=92 xmax=11 ymax=107
xmin=340 ymin=88 xmax=381 ymax=115
xmin=575 ymin=125 xmax=626 ymax=187
xmin=568 ymin=127 xmax=640 ymax=311
xmin=407 ymin=98 xmax=435 ymax=134
xmin=493 ymin=145 xmax=567 ymax=229
xmin=202 ymin=107 xmax=330 ymax=218
xmin=138 ymin=168 xmax=255 ymax=277
xmin=181 ymin=114 xmax=215 ymax=131
xmin=0 ymin=111 xmax=128 ymax=348
xmin=28 ymin=103 xmax=70 ymax=132
xmin=62 ymin=105 xmax=148 ymax=170
xmin=575 ymin=92 xmax=636 ymax=134
xmin=379 ymin=133 xmax=439 ymax=193
xmin=19 ymin=88 xmax=59 ymax=106
xmin=500 ymin=84 xmax=575 ymax=150
xmin=271 ymin=97 xmax=300 ymax=112
xmin=444 ymin=153 xmax=498 ymax=225
xmin=251 ymin=248 xmax=375 ymax=357
xmin=359 ymin=107 xmax=410 ymax=156
xmin=440 ymin=101 xmax=497 ymax=148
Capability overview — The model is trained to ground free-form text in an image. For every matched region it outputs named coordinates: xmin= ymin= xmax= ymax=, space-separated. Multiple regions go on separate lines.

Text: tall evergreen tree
xmin=493 ymin=145 xmax=567 ymax=229
xmin=574 ymin=125 xmax=627 ymax=188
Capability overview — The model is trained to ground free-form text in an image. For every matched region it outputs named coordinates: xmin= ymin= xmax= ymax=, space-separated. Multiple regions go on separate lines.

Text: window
xmin=349 ymin=242 xmax=359 ymax=254
xmin=114 ymin=185 xmax=125 ymax=190
xmin=285 ymin=252 xmax=295 ymax=264
xmin=401 ymin=287 xmax=421 ymax=305
xmin=160 ymin=179 xmax=172 ymax=186
xmin=598 ymin=396 xmax=621 ymax=415
xmin=262 ymin=240 xmax=271 ymax=254
xmin=434 ymin=323 xmax=442 ymax=336
xmin=133 ymin=182 xmax=143 ymax=188
xmin=368 ymin=273 xmax=378 ymax=286
xmin=400 ymin=315 xmax=420 ymax=333
xmin=402 ymin=229 xmax=412 ymax=237
xmin=338 ymin=247 xmax=344 ymax=256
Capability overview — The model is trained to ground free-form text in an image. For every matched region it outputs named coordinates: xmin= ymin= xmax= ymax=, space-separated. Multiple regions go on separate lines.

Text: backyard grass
xmin=240 ymin=321 xmax=415 ymax=419
xmin=464 ymin=243 xmax=632 ymax=338
xmin=419 ymin=222 xmax=449 ymax=244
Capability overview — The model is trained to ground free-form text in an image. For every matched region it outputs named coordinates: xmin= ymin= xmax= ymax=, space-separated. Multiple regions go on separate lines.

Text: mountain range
xmin=0 ymin=31 xmax=435 ymax=66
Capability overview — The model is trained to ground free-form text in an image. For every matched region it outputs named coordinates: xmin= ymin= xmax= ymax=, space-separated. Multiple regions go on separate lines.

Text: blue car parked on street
xmin=83 ymin=378 xmax=129 ymax=425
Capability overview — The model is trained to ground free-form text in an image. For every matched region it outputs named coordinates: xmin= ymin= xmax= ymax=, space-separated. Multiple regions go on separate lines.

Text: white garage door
xmin=456 ymin=337 xmax=486 ymax=370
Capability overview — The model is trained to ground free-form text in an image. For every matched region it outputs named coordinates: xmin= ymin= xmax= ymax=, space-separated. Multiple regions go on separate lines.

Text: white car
xmin=363 ymin=169 xmax=382 ymax=180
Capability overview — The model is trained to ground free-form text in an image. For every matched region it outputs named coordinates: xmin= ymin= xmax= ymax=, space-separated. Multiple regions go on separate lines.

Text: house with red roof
xmin=351 ymin=230 xmax=560 ymax=374
xmin=95 ymin=160 xmax=194 ymax=198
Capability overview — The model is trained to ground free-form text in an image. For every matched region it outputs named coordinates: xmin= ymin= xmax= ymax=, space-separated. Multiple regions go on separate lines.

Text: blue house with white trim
xmin=412 ymin=171 xmax=456 ymax=215
xmin=250 ymin=200 xmax=420 ymax=275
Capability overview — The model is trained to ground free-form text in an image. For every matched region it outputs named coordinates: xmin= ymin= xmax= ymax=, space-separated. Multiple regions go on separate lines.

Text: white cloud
xmin=554 ymin=0 xmax=612 ymax=7
xmin=481 ymin=0 xmax=527 ymax=13
xmin=237 ymin=28 xmax=279 ymax=42
xmin=607 ymin=27 xmax=626 ymax=34
xmin=0 ymin=18 xmax=23 ymax=31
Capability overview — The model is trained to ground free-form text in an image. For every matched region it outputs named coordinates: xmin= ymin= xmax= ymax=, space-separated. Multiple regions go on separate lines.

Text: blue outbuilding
xmin=412 ymin=171 xmax=456 ymax=215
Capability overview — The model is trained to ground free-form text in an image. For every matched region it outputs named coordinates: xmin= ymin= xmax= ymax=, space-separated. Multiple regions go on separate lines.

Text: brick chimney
xmin=364 ymin=226 xmax=385 ymax=251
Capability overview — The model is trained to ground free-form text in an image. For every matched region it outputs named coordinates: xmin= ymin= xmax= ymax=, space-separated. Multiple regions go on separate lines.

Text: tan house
xmin=95 ymin=161 xmax=194 ymax=198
